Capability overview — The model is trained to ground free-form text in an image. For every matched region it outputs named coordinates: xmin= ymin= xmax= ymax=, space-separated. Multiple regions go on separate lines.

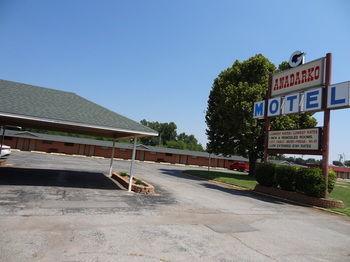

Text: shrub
xmin=256 ymin=163 xmax=276 ymax=187
xmin=120 ymin=172 xmax=129 ymax=177
xmin=275 ymin=165 xmax=298 ymax=191
xmin=296 ymin=168 xmax=326 ymax=198
xmin=328 ymin=169 xmax=337 ymax=193
xmin=135 ymin=179 xmax=146 ymax=186
xmin=295 ymin=167 xmax=306 ymax=193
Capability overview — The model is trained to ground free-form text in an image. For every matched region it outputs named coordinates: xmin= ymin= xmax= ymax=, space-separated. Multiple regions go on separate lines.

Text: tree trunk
xmin=248 ymin=155 xmax=257 ymax=177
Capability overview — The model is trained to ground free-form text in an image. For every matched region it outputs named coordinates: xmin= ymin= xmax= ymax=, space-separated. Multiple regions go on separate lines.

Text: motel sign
xmin=253 ymin=81 xmax=350 ymax=118
xmin=252 ymin=52 xmax=350 ymax=197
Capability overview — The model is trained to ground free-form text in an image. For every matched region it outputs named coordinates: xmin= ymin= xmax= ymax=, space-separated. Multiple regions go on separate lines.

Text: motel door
xmin=138 ymin=150 xmax=145 ymax=161
xmin=180 ymin=155 xmax=187 ymax=164
xmin=84 ymin=145 xmax=94 ymax=156
xmin=19 ymin=138 xmax=35 ymax=151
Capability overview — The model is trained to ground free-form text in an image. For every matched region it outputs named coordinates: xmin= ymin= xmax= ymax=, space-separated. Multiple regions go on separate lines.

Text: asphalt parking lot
xmin=1 ymin=151 xmax=350 ymax=261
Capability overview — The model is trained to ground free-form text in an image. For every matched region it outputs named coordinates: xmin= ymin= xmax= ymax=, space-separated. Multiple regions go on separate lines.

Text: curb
xmin=182 ymin=171 xmax=349 ymax=218
xmin=182 ymin=171 xmax=249 ymax=191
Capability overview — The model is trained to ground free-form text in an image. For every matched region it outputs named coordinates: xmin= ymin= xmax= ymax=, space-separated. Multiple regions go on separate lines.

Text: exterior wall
xmin=335 ymin=171 xmax=350 ymax=179
xmin=4 ymin=135 xmax=246 ymax=169
xmin=116 ymin=148 xmax=132 ymax=160
xmin=94 ymin=146 xmax=112 ymax=158
xmin=179 ymin=154 xmax=188 ymax=165
xmin=187 ymin=156 xmax=209 ymax=166
xmin=3 ymin=136 xmax=18 ymax=149
xmin=16 ymin=138 xmax=37 ymax=151
xmin=217 ymin=159 xmax=225 ymax=168
xmin=35 ymin=140 xmax=79 ymax=154
xmin=144 ymin=151 xmax=157 ymax=162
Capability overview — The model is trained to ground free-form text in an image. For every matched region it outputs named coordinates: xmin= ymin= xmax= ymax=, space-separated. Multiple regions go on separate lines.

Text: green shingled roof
xmin=0 ymin=79 xmax=157 ymax=136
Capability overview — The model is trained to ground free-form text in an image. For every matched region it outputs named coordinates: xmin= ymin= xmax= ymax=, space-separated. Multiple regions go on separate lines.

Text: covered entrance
xmin=0 ymin=79 xmax=158 ymax=191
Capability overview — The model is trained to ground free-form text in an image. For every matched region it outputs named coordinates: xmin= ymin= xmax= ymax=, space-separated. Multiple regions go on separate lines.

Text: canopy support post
xmin=0 ymin=126 xmax=5 ymax=158
xmin=208 ymin=153 xmax=211 ymax=172
xmin=108 ymin=139 xmax=116 ymax=177
xmin=128 ymin=136 xmax=137 ymax=192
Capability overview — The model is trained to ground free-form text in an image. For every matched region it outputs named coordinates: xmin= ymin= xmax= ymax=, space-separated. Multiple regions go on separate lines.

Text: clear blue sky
xmin=0 ymin=0 xmax=349 ymax=162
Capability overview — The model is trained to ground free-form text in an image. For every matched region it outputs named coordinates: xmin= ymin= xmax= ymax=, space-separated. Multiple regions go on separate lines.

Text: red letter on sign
xmin=301 ymin=70 xmax=307 ymax=83
xmin=290 ymin=74 xmax=295 ymax=87
xmin=314 ymin=66 xmax=320 ymax=80
xmin=279 ymin=77 xmax=284 ymax=90
xmin=307 ymin=67 xmax=314 ymax=82
xmin=295 ymin=72 xmax=301 ymax=85
xmin=284 ymin=75 xmax=289 ymax=87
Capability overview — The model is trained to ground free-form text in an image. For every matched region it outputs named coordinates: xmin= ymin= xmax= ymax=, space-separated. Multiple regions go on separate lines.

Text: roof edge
xmin=0 ymin=112 xmax=158 ymax=137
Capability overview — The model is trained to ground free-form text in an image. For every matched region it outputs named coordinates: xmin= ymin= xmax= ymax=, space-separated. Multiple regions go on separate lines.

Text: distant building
xmin=329 ymin=165 xmax=350 ymax=180
xmin=2 ymin=129 xmax=248 ymax=169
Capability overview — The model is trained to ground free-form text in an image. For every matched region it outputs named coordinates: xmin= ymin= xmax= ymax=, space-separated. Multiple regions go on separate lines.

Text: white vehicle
xmin=0 ymin=145 xmax=11 ymax=158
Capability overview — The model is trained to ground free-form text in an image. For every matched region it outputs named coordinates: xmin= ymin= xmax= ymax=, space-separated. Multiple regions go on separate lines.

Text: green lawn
xmin=330 ymin=180 xmax=350 ymax=216
xmin=183 ymin=170 xmax=257 ymax=190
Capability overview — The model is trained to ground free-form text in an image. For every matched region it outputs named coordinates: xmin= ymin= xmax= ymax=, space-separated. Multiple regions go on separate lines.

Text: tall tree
xmin=140 ymin=120 xmax=204 ymax=151
xmin=140 ymin=119 xmax=177 ymax=146
xmin=167 ymin=133 xmax=204 ymax=151
xmin=206 ymin=54 xmax=317 ymax=176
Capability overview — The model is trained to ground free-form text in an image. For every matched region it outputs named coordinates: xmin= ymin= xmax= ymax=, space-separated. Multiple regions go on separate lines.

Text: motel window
xmin=165 ymin=153 xmax=173 ymax=156
xmin=42 ymin=140 xmax=53 ymax=144
xmin=150 ymin=152 xmax=156 ymax=155
xmin=4 ymin=136 xmax=13 ymax=140
xmin=191 ymin=156 xmax=197 ymax=159
xmin=100 ymin=146 xmax=109 ymax=149
xmin=64 ymin=142 xmax=74 ymax=147
xmin=119 ymin=148 xmax=126 ymax=151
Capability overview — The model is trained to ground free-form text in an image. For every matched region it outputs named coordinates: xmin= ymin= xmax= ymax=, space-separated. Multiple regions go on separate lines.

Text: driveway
xmin=0 ymin=151 xmax=349 ymax=261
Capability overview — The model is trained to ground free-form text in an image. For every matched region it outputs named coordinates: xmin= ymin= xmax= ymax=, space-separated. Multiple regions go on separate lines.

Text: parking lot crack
xmin=229 ymin=233 xmax=276 ymax=261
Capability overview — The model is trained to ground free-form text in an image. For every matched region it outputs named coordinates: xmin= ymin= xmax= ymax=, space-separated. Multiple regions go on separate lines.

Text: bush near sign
xmin=268 ymin=128 xmax=321 ymax=151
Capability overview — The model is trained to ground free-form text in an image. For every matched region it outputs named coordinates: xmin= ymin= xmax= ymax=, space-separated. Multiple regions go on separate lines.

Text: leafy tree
xmin=176 ymin=133 xmax=204 ymax=151
xmin=140 ymin=120 xmax=204 ymax=151
xmin=165 ymin=136 xmax=204 ymax=151
xmin=206 ymin=54 xmax=317 ymax=176
xmin=165 ymin=140 xmax=187 ymax=150
xmin=345 ymin=160 xmax=350 ymax=167
xmin=140 ymin=120 xmax=177 ymax=146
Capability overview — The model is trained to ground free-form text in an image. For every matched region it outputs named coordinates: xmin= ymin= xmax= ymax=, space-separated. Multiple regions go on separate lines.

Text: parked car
xmin=0 ymin=145 xmax=11 ymax=158
xmin=229 ymin=161 xmax=249 ymax=172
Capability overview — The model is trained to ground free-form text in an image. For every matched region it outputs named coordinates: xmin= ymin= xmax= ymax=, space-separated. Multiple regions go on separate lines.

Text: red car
xmin=229 ymin=161 xmax=249 ymax=172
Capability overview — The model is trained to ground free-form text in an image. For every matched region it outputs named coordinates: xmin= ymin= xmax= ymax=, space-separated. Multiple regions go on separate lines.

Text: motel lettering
xmin=271 ymin=58 xmax=325 ymax=97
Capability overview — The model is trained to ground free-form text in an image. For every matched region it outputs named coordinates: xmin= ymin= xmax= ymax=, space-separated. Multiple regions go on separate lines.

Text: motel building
xmin=2 ymin=128 xmax=247 ymax=169
xmin=0 ymin=79 xmax=247 ymax=171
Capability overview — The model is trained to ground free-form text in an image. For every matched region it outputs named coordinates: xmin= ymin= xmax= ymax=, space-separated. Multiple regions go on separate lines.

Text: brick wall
xmin=94 ymin=146 xmax=112 ymax=158
xmin=4 ymin=135 xmax=245 ymax=169
xmin=144 ymin=151 xmax=157 ymax=162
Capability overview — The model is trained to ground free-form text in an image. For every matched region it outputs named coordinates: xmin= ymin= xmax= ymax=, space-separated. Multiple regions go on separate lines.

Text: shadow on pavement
xmin=159 ymin=168 xmax=206 ymax=181
xmin=0 ymin=167 xmax=120 ymax=190
xmin=159 ymin=168 xmax=293 ymax=206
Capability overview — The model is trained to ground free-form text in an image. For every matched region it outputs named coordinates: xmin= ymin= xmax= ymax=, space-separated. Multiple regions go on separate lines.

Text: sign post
xmin=322 ymin=53 xmax=332 ymax=198
xmin=263 ymin=76 xmax=272 ymax=163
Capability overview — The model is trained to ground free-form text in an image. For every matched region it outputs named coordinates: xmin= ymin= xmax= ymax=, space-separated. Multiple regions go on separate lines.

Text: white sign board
xmin=271 ymin=58 xmax=325 ymax=97
xmin=327 ymin=81 xmax=350 ymax=109
xmin=268 ymin=128 xmax=320 ymax=150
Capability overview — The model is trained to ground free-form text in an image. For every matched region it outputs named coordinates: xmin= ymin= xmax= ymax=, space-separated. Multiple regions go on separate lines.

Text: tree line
xmin=139 ymin=119 xmax=204 ymax=151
